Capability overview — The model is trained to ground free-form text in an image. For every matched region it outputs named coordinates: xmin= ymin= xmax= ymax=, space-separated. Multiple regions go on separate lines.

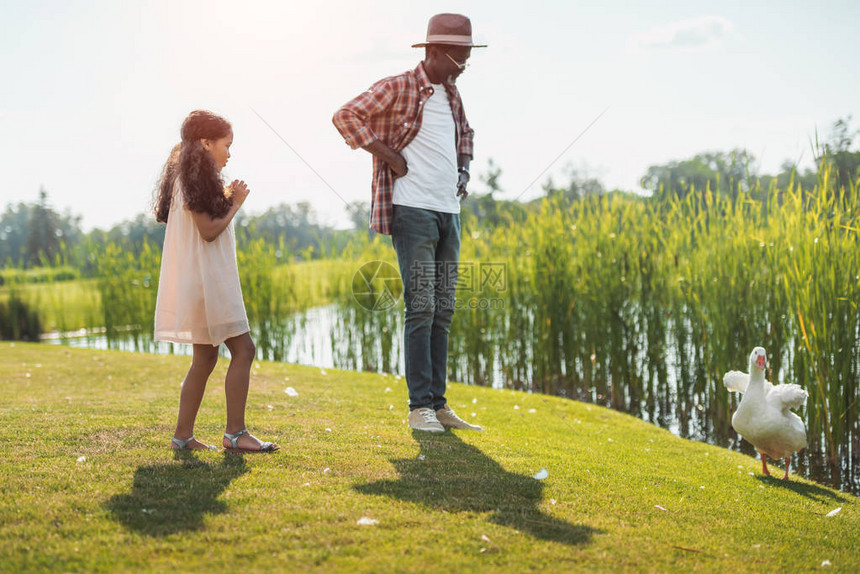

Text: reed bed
xmin=5 ymin=164 xmax=857 ymax=493
xmin=70 ymin=237 xmax=358 ymax=360
xmin=309 ymin=173 xmax=858 ymax=492
xmin=94 ymin=241 xmax=161 ymax=351
xmin=441 ymin=165 xmax=859 ymax=493
xmin=0 ymin=278 xmax=99 ymax=335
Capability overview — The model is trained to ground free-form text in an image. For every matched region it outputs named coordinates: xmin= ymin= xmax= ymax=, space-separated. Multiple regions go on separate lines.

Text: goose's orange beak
xmin=755 ymin=354 xmax=767 ymax=369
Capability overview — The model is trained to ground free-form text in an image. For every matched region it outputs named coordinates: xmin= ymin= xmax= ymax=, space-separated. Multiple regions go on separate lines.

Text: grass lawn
xmin=1 ymin=342 xmax=857 ymax=572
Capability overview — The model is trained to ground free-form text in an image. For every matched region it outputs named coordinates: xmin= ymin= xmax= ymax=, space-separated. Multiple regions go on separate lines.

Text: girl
xmin=153 ymin=110 xmax=279 ymax=453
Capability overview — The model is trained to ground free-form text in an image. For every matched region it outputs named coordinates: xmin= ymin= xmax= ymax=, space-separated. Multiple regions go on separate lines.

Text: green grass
xmin=1 ymin=342 xmax=857 ymax=573
xmin=0 ymin=279 xmax=100 ymax=333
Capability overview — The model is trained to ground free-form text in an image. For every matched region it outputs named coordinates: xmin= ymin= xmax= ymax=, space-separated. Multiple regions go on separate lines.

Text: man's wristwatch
xmin=458 ymin=167 xmax=470 ymax=178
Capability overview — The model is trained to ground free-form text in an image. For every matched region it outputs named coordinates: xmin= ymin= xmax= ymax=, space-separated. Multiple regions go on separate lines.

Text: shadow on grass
xmin=106 ymin=452 xmax=248 ymax=536
xmin=753 ymin=474 xmax=849 ymax=504
xmin=355 ymin=432 xmax=600 ymax=546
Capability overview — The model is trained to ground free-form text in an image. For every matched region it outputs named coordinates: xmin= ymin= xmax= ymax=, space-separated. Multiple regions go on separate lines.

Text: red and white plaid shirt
xmin=333 ymin=62 xmax=475 ymax=235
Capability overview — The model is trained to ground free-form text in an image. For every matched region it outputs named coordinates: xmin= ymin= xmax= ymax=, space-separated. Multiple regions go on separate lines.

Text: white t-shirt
xmin=392 ymin=84 xmax=460 ymax=214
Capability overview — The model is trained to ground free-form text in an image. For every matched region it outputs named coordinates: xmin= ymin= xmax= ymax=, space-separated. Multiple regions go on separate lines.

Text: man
xmin=333 ymin=13 xmax=485 ymax=433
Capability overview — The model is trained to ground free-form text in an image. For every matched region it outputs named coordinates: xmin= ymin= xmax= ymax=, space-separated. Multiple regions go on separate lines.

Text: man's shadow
xmin=355 ymin=432 xmax=599 ymax=546
xmin=106 ymin=452 xmax=248 ymax=537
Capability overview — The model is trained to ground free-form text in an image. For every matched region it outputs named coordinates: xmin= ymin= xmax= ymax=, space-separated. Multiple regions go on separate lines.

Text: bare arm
xmin=190 ymin=180 xmax=249 ymax=242
xmin=362 ymin=140 xmax=408 ymax=177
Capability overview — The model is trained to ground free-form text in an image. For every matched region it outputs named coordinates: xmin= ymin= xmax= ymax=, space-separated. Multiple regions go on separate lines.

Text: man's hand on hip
xmin=389 ymin=153 xmax=409 ymax=178
xmin=363 ymin=140 xmax=408 ymax=178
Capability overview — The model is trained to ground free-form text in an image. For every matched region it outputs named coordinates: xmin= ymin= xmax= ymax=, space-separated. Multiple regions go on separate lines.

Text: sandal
xmin=171 ymin=435 xmax=218 ymax=451
xmin=223 ymin=428 xmax=280 ymax=453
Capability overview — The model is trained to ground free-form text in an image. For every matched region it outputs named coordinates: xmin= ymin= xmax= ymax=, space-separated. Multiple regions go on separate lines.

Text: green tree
xmin=542 ymin=167 xmax=605 ymax=202
xmin=480 ymin=157 xmax=503 ymax=197
xmin=2 ymin=191 xmax=82 ymax=268
xmin=0 ymin=203 xmax=30 ymax=265
xmin=462 ymin=159 xmax=528 ymax=228
xmin=345 ymin=200 xmax=371 ymax=233
xmin=641 ymin=149 xmax=756 ymax=199
xmin=758 ymin=160 xmax=818 ymax=192
xmin=236 ymin=202 xmax=336 ymax=259
xmin=26 ymin=188 xmax=61 ymax=265
xmin=821 ymin=116 xmax=860 ymax=192
xmin=103 ymin=214 xmax=165 ymax=255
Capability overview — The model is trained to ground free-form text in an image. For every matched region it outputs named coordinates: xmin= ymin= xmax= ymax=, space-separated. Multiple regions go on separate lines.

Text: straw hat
xmin=411 ymin=13 xmax=487 ymax=48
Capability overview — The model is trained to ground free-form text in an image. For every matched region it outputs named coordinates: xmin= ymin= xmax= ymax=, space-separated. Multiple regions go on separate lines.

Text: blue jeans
xmin=391 ymin=205 xmax=460 ymax=411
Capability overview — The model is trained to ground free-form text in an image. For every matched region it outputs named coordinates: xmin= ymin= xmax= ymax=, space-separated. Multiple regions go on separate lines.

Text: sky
xmin=2 ymin=0 xmax=858 ymax=231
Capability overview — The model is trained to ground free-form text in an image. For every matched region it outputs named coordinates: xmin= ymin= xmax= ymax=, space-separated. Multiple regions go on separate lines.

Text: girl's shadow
xmin=355 ymin=432 xmax=600 ymax=546
xmin=106 ymin=452 xmax=248 ymax=537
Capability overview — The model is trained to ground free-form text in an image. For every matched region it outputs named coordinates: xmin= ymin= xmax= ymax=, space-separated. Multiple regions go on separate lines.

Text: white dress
xmin=154 ymin=180 xmax=249 ymax=346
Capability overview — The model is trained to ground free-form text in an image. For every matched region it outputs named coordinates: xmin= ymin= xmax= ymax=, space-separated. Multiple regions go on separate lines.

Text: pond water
xmin=44 ymin=303 xmax=858 ymax=497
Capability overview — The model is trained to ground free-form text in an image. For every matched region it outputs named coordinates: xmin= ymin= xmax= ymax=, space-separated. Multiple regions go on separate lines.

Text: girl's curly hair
xmin=154 ymin=110 xmax=233 ymax=223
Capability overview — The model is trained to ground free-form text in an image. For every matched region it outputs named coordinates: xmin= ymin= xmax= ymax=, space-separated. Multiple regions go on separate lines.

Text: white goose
xmin=723 ymin=346 xmax=808 ymax=480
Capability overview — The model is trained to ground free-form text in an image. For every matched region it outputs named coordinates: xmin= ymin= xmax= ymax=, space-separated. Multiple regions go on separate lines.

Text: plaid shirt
xmin=332 ymin=62 xmax=475 ymax=235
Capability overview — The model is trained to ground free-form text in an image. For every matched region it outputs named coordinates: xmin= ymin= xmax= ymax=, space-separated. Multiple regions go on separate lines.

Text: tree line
xmin=0 ymin=197 xmax=352 ymax=272
xmin=3 ymin=117 xmax=857 ymax=272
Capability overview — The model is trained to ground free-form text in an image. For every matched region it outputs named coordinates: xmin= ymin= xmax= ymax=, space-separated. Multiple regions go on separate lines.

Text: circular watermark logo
xmin=352 ymin=261 xmax=403 ymax=311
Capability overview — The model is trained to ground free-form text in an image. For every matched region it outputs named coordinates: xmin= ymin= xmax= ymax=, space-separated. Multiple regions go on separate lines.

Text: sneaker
xmin=435 ymin=405 xmax=483 ymax=431
xmin=408 ymin=407 xmax=445 ymax=433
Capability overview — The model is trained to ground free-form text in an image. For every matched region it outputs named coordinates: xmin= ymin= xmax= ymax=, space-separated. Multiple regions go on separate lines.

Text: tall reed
xmin=446 ymin=164 xmax=856 ymax=491
xmin=9 ymin=162 xmax=857 ymax=493
xmin=95 ymin=240 xmax=161 ymax=350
